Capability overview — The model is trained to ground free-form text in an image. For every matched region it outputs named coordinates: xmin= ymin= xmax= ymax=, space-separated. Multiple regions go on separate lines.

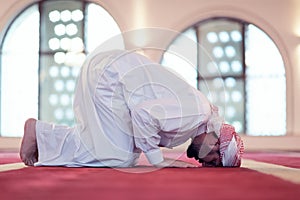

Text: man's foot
xmin=20 ymin=118 xmax=38 ymax=166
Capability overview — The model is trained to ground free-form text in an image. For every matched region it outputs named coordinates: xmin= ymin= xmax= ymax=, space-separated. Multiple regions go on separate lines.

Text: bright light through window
xmin=161 ymin=29 xmax=198 ymax=88
xmin=245 ymin=25 xmax=286 ymax=136
xmin=0 ymin=1 xmax=123 ymax=137
xmin=1 ymin=5 xmax=39 ymax=137
xmin=85 ymin=4 xmax=124 ymax=53
xmin=161 ymin=19 xmax=286 ymax=136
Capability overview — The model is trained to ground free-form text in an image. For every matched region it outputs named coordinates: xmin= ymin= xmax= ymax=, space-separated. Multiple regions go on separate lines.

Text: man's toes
xmin=24 ymin=158 xmax=36 ymax=166
xmin=25 ymin=159 xmax=33 ymax=166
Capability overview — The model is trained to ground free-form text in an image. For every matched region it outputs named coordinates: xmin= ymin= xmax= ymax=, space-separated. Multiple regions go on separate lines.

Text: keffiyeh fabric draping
xmin=219 ymin=124 xmax=244 ymax=167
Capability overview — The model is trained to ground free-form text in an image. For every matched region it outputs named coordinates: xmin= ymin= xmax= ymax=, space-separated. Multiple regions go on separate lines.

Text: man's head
xmin=187 ymin=124 xmax=244 ymax=167
xmin=187 ymin=131 xmax=222 ymax=167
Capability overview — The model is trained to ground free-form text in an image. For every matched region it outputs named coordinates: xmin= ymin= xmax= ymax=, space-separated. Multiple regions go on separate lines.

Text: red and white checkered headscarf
xmin=219 ymin=124 xmax=244 ymax=167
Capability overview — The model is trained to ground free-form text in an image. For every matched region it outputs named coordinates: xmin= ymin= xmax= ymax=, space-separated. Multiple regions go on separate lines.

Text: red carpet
xmin=0 ymin=152 xmax=21 ymax=164
xmin=1 ymin=166 xmax=300 ymax=200
xmin=1 ymin=151 xmax=300 ymax=200
xmin=243 ymin=151 xmax=300 ymax=168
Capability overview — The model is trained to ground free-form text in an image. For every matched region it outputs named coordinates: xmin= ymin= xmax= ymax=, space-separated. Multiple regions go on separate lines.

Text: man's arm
xmin=131 ymin=99 xmax=207 ymax=167
xmin=131 ymin=103 xmax=164 ymax=165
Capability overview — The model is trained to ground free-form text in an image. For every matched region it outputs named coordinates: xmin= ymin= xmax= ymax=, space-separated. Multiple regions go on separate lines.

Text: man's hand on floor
xmin=154 ymin=157 xmax=199 ymax=168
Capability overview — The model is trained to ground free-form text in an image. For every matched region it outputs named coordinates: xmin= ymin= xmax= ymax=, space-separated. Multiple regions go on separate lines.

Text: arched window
xmin=0 ymin=0 xmax=124 ymax=137
xmin=161 ymin=18 xmax=286 ymax=136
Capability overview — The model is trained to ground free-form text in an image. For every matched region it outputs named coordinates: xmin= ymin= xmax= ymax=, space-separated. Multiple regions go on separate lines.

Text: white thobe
xmin=35 ymin=49 xmax=215 ymax=167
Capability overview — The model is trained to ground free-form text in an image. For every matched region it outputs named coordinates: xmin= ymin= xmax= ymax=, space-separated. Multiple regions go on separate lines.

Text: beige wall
xmin=0 ymin=0 xmax=299 ymax=147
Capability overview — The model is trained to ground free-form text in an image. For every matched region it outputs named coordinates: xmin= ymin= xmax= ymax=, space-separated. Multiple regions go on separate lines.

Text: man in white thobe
xmin=20 ymin=49 xmax=243 ymax=168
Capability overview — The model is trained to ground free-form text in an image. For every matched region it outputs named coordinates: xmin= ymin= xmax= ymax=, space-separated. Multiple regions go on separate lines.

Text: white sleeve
xmin=130 ymin=98 xmax=211 ymax=165
xmin=131 ymin=101 xmax=164 ymax=165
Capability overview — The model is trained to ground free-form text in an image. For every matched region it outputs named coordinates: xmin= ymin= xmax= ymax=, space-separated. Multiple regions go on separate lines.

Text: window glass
xmin=245 ymin=25 xmax=286 ymax=136
xmin=161 ymin=19 xmax=286 ymax=135
xmin=39 ymin=0 xmax=85 ymax=126
xmin=0 ymin=1 xmax=123 ymax=137
xmin=198 ymin=20 xmax=243 ymax=78
xmin=197 ymin=20 xmax=244 ymax=133
xmin=85 ymin=4 xmax=124 ymax=53
xmin=161 ymin=29 xmax=198 ymax=88
xmin=0 ymin=5 xmax=39 ymax=137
